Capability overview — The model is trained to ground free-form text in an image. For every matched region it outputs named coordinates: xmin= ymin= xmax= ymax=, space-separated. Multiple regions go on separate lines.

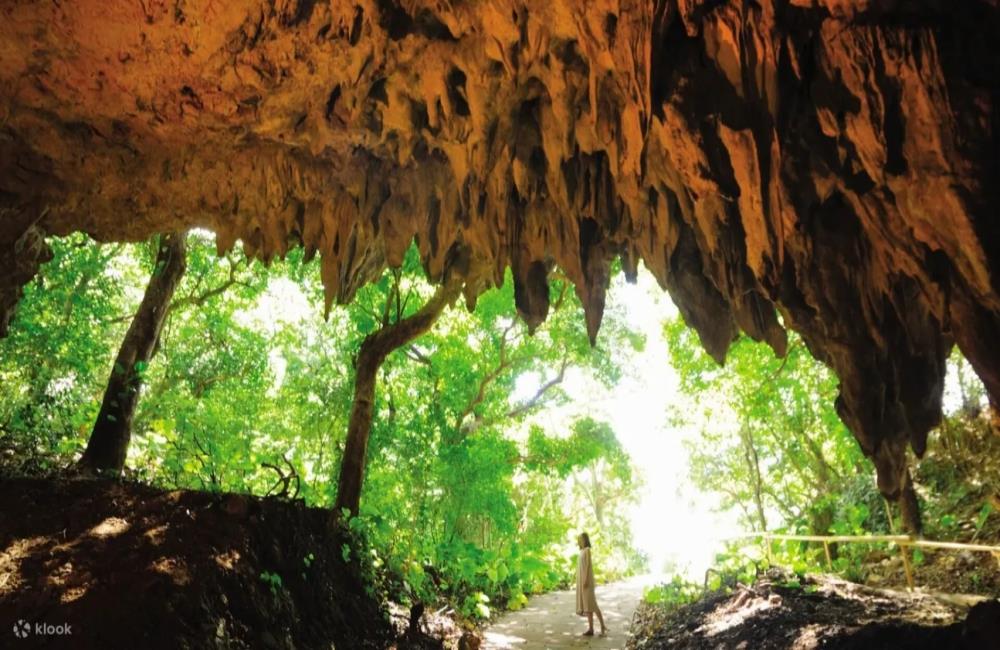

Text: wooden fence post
xmin=898 ymin=543 xmax=915 ymax=590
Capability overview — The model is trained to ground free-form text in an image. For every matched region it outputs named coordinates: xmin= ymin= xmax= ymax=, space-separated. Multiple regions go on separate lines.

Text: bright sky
xmin=521 ymin=268 xmax=741 ymax=579
xmin=604 ymin=272 xmax=742 ymax=577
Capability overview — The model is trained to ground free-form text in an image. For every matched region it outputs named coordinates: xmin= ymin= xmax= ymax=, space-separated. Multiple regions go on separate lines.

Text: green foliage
xmin=526 ymin=418 xmax=630 ymax=479
xmin=665 ymin=318 xmax=998 ymax=589
xmin=339 ymin=259 xmax=645 ymax=612
xmin=461 ymin=592 xmax=491 ymax=620
xmin=664 ymin=316 xmax=883 ymax=580
xmin=705 ymin=544 xmax=765 ymax=590
xmin=2 ymin=234 xmax=645 ymax=620
xmin=643 ymin=575 xmax=702 ymax=607
xmin=974 ymin=502 xmax=993 ymax=533
xmin=644 ymin=544 xmax=764 ymax=609
xmin=0 ymin=235 xmax=143 ymax=464
xmin=9 ymin=231 xmax=997 ymax=616
xmin=259 ymin=570 xmax=283 ymax=597
xmin=664 ymin=317 xmax=880 ymax=541
xmin=915 ymin=349 xmax=1000 ymax=543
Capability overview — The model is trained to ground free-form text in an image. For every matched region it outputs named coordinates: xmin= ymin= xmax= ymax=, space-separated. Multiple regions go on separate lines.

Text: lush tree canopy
xmin=3 ymin=231 xmax=996 ymax=624
xmin=0 ymin=232 xmax=646 ymax=618
xmin=664 ymin=319 xmax=877 ymax=537
xmin=662 ymin=314 xmax=998 ymax=585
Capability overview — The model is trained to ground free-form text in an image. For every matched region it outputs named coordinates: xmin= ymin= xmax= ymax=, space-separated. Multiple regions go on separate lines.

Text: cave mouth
xmin=2 ymin=0 xmax=1000 ymax=645
xmin=2 ymin=1 xmax=999 ymax=505
xmin=1 ymin=230 xmax=997 ymax=648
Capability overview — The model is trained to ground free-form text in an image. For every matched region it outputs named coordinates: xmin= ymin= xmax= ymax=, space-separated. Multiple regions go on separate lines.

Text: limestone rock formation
xmin=1 ymin=0 xmax=998 ymax=498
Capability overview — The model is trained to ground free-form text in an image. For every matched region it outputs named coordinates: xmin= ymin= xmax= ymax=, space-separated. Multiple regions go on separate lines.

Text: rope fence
xmin=725 ymin=532 xmax=1000 ymax=590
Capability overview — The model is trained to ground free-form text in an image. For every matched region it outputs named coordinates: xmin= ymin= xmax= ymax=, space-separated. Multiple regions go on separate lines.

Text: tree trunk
xmin=590 ymin=464 xmax=605 ymax=526
xmin=740 ymin=423 xmax=768 ymax=532
xmin=334 ymin=279 xmax=461 ymax=517
xmin=78 ymin=233 xmax=187 ymax=473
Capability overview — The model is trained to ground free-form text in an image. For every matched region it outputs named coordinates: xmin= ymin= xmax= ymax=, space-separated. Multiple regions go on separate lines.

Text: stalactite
xmin=1 ymin=0 xmax=998 ymax=498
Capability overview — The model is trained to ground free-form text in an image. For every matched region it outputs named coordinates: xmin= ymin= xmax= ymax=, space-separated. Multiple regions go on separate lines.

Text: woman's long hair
xmin=580 ymin=532 xmax=591 ymax=548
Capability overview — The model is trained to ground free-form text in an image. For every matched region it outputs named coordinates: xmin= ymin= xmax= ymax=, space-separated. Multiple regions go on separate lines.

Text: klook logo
xmin=12 ymin=620 xmax=30 ymax=638
xmin=11 ymin=620 xmax=72 ymax=639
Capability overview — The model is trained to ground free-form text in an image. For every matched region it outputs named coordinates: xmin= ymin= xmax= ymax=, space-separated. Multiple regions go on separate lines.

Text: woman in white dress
xmin=575 ymin=532 xmax=606 ymax=636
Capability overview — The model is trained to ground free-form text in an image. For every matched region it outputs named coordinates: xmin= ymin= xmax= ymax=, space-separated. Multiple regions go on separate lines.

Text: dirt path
xmin=482 ymin=575 xmax=658 ymax=649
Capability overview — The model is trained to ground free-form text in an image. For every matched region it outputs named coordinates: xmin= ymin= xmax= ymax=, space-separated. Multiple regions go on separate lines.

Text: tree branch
xmin=405 ymin=345 xmax=434 ymax=366
xmin=551 ymin=280 xmax=569 ymax=312
xmin=466 ymin=356 xmax=570 ymax=433
xmin=169 ymin=256 xmax=245 ymax=312
xmin=766 ymin=341 xmax=799 ymax=379
xmin=382 ymin=268 xmax=401 ymax=327
xmin=455 ymin=322 xmax=516 ymax=431
xmin=335 ymin=276 xmax=463 ymax=516
xmin=504 ymin=357 xmax=569 ymax=420
xmin=103 ymin=254 xmax=246 ymax=324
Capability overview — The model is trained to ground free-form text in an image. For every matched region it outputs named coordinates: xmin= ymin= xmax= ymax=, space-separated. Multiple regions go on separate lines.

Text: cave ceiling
xmin=1 ymin=0 xmax=998 ymax=497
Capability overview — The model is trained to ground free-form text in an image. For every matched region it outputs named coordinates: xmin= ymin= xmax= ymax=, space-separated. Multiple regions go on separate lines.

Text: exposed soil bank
xmin=0 ymin=477 xmax=393 ymax=649
xmin=628 ymin=570 xmax=1000 ymax=650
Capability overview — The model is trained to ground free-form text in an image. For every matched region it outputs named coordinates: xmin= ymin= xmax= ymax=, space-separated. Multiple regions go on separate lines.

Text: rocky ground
xmin=627 ymin=569 xmax=1000 ymax=650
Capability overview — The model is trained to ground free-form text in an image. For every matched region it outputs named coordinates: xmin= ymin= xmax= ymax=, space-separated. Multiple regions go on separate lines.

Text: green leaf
xmin=975 ymin=502 xmax=992 ymax=531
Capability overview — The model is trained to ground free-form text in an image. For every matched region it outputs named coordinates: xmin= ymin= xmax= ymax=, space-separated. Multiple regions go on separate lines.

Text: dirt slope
xmin=628 ymin=569 xmax=1000 ymax=650
xmin=0 ymin=477 xmax=393 ymax=649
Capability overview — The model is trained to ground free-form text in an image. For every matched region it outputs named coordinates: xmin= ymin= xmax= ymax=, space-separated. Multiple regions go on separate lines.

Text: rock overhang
xmin=1 ymin=0 xmax=998 ymax=498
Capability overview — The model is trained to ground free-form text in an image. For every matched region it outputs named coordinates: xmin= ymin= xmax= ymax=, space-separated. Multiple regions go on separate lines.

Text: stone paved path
xmin=482 ymin=575 xmax=659 ymax=650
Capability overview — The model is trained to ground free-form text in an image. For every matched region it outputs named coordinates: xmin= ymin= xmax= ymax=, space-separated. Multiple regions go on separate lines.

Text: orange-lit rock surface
xmin=1 ymin=1 xmax=998 ymax=498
